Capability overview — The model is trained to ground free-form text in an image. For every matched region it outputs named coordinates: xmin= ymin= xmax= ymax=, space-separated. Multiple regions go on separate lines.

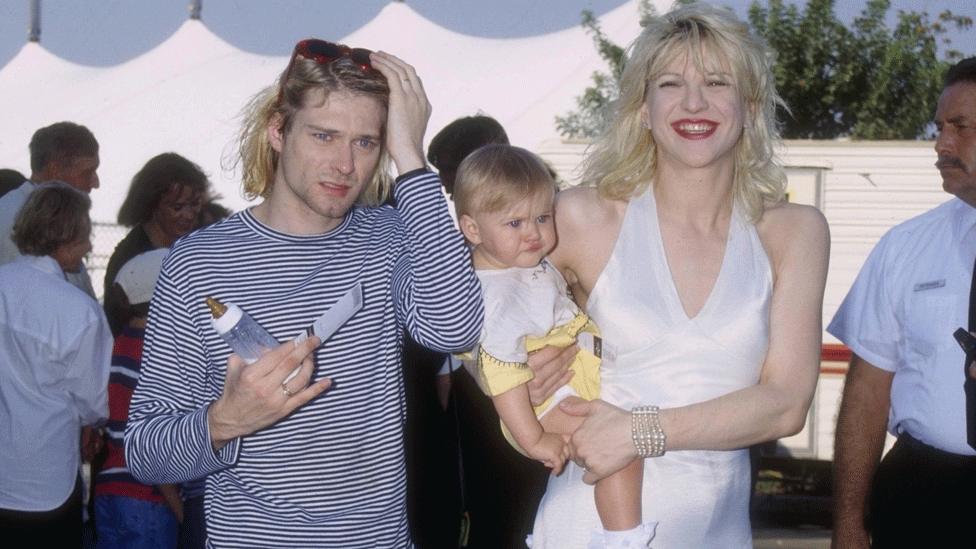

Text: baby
xmin=455 ymin=144 xmax=654 ymax=547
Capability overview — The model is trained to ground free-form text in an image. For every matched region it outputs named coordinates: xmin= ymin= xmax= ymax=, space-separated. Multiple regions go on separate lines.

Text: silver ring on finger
xmin=281 ymin=383 xmax=296 ymax=397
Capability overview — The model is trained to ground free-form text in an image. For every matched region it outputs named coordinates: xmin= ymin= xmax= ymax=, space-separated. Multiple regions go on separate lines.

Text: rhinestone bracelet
xmin=631 ymin=405 xmax=666 ymax=458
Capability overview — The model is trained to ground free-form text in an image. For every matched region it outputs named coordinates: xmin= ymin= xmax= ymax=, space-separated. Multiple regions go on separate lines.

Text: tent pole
xmin=28 ymin=0 xmax=41 ymax=42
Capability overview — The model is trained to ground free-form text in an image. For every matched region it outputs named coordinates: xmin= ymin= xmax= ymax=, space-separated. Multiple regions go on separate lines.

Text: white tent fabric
xmin=0 ymin=1 xmax=653 ymax=222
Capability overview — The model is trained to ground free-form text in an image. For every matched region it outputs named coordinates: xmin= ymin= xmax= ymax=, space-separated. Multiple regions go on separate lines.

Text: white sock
xmin=600 ymin=522 xmax=658 ymax=548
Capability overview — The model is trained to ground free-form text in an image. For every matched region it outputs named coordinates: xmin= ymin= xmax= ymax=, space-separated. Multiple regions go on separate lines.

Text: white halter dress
xmin=530 ymin=188 xmax=772 ymax=548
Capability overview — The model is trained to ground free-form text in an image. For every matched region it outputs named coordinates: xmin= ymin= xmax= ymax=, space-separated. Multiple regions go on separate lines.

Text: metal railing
xmin=89 ymin=222 xmax=129 ymax=302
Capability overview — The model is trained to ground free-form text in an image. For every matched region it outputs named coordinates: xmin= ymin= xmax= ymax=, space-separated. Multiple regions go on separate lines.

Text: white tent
xmin=0 ymin=0 xmax=652 ymax=222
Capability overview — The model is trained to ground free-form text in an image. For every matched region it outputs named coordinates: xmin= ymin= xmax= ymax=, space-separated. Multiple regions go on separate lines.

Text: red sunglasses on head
xmin=277 ymin=39 xmax=375 ymax=102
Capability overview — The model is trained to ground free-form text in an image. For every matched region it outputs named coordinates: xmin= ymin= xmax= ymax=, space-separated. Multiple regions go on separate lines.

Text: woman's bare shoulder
xmin=555 ymin=186 xmax=626 ymax=231
xmin=551 ymin=186 xmax=627 ymax=287
xmin=756 ymin=201 xmax=830 ymax=268
xmin=759 ymin=201 xmax=828 ymax=235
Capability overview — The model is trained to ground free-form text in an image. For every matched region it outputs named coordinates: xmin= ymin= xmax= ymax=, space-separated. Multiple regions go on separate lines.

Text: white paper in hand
xmin=301 ymin=283 xmax=364 ymax=345
xmin=285 ymin=283 xmax=364 ymax=384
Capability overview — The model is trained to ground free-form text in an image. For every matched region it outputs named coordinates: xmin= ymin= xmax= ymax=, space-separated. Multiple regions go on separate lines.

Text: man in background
xmin=0 ymin=121 xmax=100 ymax=296
xmin=0 ymin=183 xmax=111 ymax=546
xmin=830 ymin=57 xmax=976 ymax=548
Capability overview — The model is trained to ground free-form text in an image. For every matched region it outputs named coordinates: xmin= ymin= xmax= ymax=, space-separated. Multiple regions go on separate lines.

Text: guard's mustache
xmin=936 ymin=156 xmax=965 ymax=170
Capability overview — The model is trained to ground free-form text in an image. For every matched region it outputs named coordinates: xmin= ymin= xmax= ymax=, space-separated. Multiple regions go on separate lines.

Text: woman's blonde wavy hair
xmin=584 ymin=2 xmax=786 ymax=222
xmin=236 ymin=54 xmax=393 ymax=206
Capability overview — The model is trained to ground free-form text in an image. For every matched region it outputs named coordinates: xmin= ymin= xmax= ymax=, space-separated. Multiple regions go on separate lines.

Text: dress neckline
xmin=645 ymin=189 xmax=736 ymax=322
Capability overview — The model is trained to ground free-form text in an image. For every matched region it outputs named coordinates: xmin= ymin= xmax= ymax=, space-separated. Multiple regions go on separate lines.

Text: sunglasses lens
xmin=349 ymin=48 xmax=373 ymax=68
xmin=300 ymin=39 xmax=344 ymax=61
xmin=289 ymin=40 xmax=374 ymax=74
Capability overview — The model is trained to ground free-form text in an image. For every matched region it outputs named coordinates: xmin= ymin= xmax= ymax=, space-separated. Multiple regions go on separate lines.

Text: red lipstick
xmin=671 ymin=119 xmax=718 ymax=140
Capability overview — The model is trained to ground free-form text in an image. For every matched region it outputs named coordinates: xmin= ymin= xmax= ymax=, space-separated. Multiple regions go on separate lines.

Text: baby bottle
xmin=205 ymin=296 xmax=279 ymax=364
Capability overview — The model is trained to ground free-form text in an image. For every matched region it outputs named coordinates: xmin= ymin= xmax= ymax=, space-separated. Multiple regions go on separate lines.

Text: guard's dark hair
xmin=945 ymin=57 xmax=976 ymax=87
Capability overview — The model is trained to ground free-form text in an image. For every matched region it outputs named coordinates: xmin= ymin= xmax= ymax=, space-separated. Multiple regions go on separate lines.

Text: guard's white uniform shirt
xmin=828 ymin=197 xmax=976 ymax=456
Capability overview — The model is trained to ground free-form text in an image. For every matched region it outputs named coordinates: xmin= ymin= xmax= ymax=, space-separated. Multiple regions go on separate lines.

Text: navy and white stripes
xmin=125 ymin=171 xmax=482 ymax=547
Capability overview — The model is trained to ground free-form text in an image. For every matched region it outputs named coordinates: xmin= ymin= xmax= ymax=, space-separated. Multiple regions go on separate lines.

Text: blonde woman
xmin=527 ymin=3 xmax=829 ymax=547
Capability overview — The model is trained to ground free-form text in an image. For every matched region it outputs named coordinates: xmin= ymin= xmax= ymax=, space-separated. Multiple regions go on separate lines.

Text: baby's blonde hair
xmin=454 ymin=145 xmax=556 ymax=220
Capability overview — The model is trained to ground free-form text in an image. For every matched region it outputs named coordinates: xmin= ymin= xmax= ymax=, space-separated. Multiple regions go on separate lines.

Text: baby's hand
xmin=526 ymin=432 xmax=568 ymax=474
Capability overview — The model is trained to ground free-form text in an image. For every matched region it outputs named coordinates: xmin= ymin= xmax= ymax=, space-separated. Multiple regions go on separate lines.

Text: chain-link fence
xmin=89 ymin=222 xmax=128 ymax=302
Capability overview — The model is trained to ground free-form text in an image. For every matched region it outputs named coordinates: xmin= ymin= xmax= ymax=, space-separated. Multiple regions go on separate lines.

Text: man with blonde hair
xmin=124 ymin=40 xmax=482 ymax=547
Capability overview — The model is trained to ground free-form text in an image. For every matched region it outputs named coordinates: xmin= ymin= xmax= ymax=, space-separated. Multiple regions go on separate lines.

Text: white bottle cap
xmin=211 ymin=302 xmax=243 ymax=335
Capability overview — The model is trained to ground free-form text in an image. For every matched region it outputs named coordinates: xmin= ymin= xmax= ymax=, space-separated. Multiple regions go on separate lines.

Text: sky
xmin=0 ymin=0 xmax=973 ymax=69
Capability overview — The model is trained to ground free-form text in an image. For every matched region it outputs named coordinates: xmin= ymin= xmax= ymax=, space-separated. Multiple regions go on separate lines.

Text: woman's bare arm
xmin=564 ymin=203 xmax=830 ymax=482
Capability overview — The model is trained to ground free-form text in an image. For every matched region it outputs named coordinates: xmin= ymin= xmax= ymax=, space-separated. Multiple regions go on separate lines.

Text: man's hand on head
xmin=369 ymin=51 xmax=431 ymax=175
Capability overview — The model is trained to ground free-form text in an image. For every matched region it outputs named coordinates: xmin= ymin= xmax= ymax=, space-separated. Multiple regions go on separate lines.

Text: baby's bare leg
xmin=538 ymin=396 xmax=587 ymax=436
xmin=595 ymin=459 xmax=642 ymax=530
xmin=540 ymin=397 xmax=643 ymax=531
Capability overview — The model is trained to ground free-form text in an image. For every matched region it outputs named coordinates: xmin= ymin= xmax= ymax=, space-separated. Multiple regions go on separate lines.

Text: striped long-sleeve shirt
xmin=95 ymin=325 xmax=168 ymax=502
xmin=124 ymin=170 xmax=483 ymax=548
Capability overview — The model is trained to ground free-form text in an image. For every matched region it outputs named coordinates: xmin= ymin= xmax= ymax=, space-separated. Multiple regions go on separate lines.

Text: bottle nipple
xmin=205 ymin=296 xmax=227 ymax=319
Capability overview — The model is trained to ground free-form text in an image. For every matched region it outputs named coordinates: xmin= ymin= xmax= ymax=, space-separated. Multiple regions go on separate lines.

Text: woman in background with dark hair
xmin=103 ymin=153 xmax=207 ymax=334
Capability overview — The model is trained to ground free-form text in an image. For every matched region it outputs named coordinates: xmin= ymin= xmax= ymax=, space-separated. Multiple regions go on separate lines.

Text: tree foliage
xmin=556 ymin=0 xmax=973 ymax=141
xmin=750 ymin=0 xmax=972 ymax=139
xmin=554 ymin=0 xmax=656 ymax=139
